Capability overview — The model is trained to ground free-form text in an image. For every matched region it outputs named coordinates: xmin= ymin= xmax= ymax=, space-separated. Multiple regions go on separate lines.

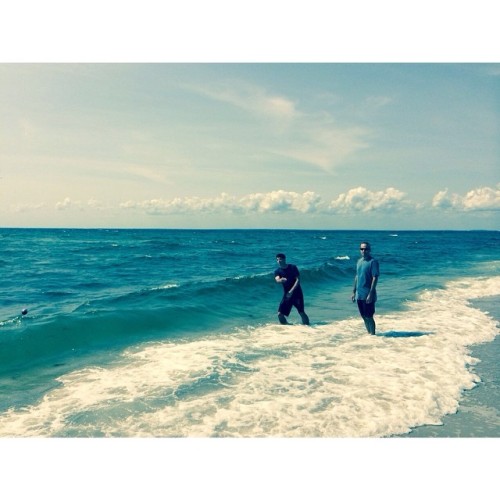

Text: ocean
xmin=0 ymin=228 xmax=498 ymax=439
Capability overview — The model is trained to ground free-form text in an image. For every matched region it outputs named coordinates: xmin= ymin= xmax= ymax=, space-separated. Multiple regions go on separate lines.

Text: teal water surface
xmin=1 ymin=229 xmax=498 ymax=437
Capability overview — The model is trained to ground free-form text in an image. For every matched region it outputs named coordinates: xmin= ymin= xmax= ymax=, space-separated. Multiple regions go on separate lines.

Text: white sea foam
xmin=0 ymin=276 xmax=498 ymax=437
xmin=150 ymin=283 xmax=179 ymax=291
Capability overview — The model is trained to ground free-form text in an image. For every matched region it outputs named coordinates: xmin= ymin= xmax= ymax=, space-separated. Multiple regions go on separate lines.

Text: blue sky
xmin=1 ymin=62 xmax=498 ymax=229
xmin=1 ymin=0 xmax=499 ymax=230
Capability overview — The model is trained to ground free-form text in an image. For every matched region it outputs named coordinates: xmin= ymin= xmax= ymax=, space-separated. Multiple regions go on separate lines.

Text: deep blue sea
xmin=0 ymin=228 xmax=498 ymax=437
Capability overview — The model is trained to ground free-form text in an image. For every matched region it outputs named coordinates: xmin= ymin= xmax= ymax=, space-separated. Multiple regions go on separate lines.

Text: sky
xmin=1 ymin=0 xmax=499 ymax=231
xmin=1 ymin=62 xmax=499 ymax=230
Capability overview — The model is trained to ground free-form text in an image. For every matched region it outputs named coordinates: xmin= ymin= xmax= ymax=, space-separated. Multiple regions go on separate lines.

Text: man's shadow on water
xmin=380 ymin=331 xmax=432 ymax=338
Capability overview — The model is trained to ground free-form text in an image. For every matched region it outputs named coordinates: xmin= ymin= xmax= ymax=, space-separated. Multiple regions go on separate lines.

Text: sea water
xmin=0 ymin=229 xmax=498 ymax=437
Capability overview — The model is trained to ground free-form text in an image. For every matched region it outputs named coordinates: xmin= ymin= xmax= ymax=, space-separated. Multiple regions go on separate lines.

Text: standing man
xmin=274 ymin=253 xmax=310 ymax=325
xmin=352 ymin=241 xmax=379 ymax=335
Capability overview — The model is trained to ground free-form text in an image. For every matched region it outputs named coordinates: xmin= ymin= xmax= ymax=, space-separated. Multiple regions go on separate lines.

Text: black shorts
xmin=357 ymin=299 xmax=375 ymax=318
xmin=279 ymin=291 xmax=305 ymax=316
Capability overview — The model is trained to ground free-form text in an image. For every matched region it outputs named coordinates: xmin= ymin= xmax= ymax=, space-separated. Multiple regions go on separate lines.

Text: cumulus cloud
xmin=432 ymin=185 xmax=500 ymax=211
xmin=239 ymin=190 xmax=323 ymax=214
xmin=87 ymin=198 xmax=107 ymax=210
xmin=120 ymin=188 xmax=412 ymax=216
xmin=431 ymin=189 xmax=456 ymax=209
xmin=55 ymin=197 xmax=73 ymax=210
xmin=462 ymin=186 xmax=500 ymax=210
xmin=29 ymin=185 xmax=500 ymax=220
xmin=120 ymin=191 xmax=324 ymax=216
xmin=121 ymin=193 xmax=239 ymax=215
xmin=55 ymin=197 xmax=83 ymax=211
xmin=330 ymin=187 xmax=409 ymax=213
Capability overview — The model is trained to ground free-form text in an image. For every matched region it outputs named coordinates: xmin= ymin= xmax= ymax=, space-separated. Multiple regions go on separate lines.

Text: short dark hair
xmin=360 ymin=241 xmax=371 ymax=249
xmin=276 ymin=253 xmax=286 ymax=259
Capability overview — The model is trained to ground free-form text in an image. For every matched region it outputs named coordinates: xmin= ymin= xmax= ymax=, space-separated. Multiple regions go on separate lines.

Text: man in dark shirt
xmin=274 ymin=253 xmax=310 ymax=325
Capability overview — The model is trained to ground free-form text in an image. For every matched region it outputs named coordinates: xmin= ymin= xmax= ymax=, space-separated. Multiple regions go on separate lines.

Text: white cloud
xmin=188 ymin=81 xmax=370 ymax=172
xmin=274 ymin=124 xmax=369 ymax=171
xmin=18 ymin=186 xmax=500 ymax=222
xmin=462 ymin=186 xmax=500 ymax=210
xmin=261 ymin=95 xmax=296 ymax=119
xmin=120 ymin=188 xmax=411 ymax=217
xmin=330 ymin=187 xmax=409 ymax=213
xmin=121 ymin=193 xmax=238 ymax=215
xmin=9 ymin=186 xmax=498 ymax=230
xmin=364 ymin=96 xmax=393 ymax=109
xmin=120 ymin=191 xmax=324 ymax=216
xmin=10 ymin=202 xmax=46 ymax=213
xmin=432 ymin=185 xmax=500 ymax=211
xmin=87 ymin=198 xmax=107 ymax=210
xmin=240 ymin=190 xmax=323 ymax=214
xmin=188 ymin=82 xmax=298 ymax=120
xmin=432 ymin=189 xmax=457 ymax=209
xmin=55 ymin=197 xmax=82 ymax=211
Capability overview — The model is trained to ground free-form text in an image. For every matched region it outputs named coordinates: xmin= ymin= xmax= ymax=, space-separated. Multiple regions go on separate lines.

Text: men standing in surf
xmin=352 ymin=241 xmax=379 ymax=335
xmin=274 ymin=253 xmax=310 ymax=325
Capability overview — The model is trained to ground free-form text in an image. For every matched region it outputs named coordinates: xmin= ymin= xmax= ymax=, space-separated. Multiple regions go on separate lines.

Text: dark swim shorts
xmin=357 ymin=299 xmax=375 ymax=318
xmin=279 ymin=291 xmax=305 ymax=316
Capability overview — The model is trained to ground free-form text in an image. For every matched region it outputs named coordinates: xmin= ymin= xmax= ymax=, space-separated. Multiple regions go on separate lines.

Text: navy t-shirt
xmin=274 ymin=264 xmax=300 ymax=294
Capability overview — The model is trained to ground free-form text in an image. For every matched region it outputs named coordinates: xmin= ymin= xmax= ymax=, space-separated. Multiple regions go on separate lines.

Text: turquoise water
xmin=0 ymin=229 xmax=498 ymax=437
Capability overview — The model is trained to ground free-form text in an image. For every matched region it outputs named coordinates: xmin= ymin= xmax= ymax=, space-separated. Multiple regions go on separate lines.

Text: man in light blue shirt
xmin=351 ymin=241 xmax=379 ymax=335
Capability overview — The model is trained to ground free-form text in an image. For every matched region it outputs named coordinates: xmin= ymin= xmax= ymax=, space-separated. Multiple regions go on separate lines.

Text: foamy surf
xmin=0 ymin=276 xmax=497 ymax=437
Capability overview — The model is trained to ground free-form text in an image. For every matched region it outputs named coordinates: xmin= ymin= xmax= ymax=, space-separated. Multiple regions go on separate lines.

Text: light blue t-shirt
xmin=356 ymin=257 xmax=379 ymax=301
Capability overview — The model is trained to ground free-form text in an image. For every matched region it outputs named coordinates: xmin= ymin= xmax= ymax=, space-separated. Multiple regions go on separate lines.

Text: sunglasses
xmin=360 ymin=248 xmax=369 ymax=251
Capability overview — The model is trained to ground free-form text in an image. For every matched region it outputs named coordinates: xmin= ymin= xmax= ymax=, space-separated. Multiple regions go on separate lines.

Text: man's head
xmin=359 ymin=242 xmax=371 ymax=259
xmin=276 ymin=253 xmax=287 ymax=267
